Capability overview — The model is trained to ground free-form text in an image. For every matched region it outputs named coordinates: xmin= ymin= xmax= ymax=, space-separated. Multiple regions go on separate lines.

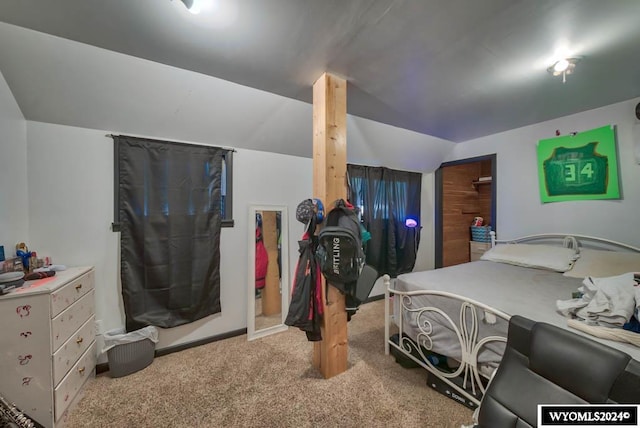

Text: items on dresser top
xmin=0 ymin=258 xmax=25 ymax=275
xmin=0 ymin=266 xmax=96 ymax=428
xmin=0 ymin=272 xmax=25 ymax=295
xmin=0 ymin=279 xmax=24 ymax=295
xmin=33 ymin=265 xmax=67 ymax=273
xmin=0 ymin=272 xmax=24 ymax=283
xmin=0 ymin=270 xmax=62 ymax=296
xmin=23 ymin=271 xmax=56 ymax=281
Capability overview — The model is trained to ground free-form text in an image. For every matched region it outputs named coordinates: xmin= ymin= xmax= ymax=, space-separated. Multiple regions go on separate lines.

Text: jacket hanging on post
xmin=255 ymin=225 xmax=268 ymax=290
xmin=285 ymin=218 xmax=323 ymax=341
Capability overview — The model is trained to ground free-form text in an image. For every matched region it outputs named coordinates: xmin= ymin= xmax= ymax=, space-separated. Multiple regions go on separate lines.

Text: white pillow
xmin=480 ymin=243 xmax=578 ymax=272
xmin=563 ymin=248 xmax=640 ymax=278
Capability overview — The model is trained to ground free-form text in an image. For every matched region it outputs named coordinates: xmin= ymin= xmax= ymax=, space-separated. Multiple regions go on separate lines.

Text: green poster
xmin=537 ymin=125 xmax=620 ymax=203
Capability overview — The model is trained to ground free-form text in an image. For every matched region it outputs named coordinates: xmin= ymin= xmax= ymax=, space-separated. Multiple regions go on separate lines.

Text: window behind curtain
xmin=348 ymin=164 xmax=421 ymax=277
xmin=220 ymin=150 xmax=234 ymax=226
xmin=114 ymin=135 xmax=231 ymax=331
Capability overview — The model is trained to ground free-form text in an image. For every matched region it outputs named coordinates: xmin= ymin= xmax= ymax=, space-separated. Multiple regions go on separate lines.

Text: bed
xmin=383 ymin=233 xmax=640 ymax=407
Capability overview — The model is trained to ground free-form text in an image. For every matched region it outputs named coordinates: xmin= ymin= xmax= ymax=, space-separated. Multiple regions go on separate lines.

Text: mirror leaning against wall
xmin=247 ymin=205 xmax=290 ymax=341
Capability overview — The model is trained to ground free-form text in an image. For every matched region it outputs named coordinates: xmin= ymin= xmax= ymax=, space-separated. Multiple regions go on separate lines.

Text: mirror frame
xmin=247 ymin=204 xmax=290 ymax=341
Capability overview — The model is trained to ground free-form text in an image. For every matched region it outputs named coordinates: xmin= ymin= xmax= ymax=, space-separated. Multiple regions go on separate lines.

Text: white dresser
xmin=0 ymin=266 xmax=96 ymax=428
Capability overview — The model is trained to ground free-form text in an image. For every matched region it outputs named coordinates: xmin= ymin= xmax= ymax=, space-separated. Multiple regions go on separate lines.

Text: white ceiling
xmin=1 ymin=0 xmax=640 ymax=144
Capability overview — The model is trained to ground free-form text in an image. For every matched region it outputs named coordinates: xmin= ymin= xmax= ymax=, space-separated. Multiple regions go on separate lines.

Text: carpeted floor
xmin=255 ymin=295 xmax=283 ymax=331
xmin=66 ymin=299 xmax=473 ymax=427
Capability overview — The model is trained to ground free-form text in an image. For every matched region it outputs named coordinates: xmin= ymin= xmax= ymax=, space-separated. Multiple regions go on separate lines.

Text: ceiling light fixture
xmin=180 ymin=0 xmax=196 ymax=13
xmin=179 ymin=0 xmax=214 ymax=15
xmin=547 ymin=57 xmax=581 ymax=83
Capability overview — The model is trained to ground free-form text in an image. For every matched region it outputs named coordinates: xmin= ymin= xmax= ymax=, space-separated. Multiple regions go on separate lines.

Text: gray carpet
xmin=255 ymin=295 xmax=283 ymax=331
xmin=67 ymin=300 xmax=473 ymax=427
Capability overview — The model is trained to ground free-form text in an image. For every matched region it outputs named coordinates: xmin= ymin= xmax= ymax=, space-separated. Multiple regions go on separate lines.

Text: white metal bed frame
xmin=383 ymin=232 xmax=640 ymax=407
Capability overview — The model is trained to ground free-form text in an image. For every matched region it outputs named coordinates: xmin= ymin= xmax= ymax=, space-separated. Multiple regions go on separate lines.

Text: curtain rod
xmin=106 ymin=133 xmax=237 ymax=153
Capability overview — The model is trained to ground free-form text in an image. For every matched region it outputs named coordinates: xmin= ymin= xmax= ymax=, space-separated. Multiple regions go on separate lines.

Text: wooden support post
xmin=261 ymin=211 xmax=281 ymax=316
xmin=312 ymin=72 xmax=348 ymax=378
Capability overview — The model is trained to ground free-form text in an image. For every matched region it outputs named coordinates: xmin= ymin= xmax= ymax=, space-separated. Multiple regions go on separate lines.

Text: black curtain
xmin=115 ymin=136 xmax=227 ymax=331
xmin=347 ymin=164 xmax=421 ymax=277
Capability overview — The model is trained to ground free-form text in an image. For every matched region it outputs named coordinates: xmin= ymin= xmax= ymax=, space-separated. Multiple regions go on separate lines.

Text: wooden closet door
xmin=442 ymin=163 xmax=481 ymax=266
xmin=437 ymin=157 xmax=494 ymax=268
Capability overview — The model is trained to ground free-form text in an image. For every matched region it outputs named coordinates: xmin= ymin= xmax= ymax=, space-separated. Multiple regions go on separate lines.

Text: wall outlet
xmin=95 ymin=319 xmax=103 ymax=336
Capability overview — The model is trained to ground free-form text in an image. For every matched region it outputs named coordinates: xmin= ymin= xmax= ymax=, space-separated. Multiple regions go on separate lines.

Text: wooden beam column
xmin=312 ymin=72 xmax=348 ymax=378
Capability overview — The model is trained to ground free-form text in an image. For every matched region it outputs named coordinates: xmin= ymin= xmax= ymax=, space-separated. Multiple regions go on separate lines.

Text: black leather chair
xmin=477 ymin=315 xmax=640 ymax=428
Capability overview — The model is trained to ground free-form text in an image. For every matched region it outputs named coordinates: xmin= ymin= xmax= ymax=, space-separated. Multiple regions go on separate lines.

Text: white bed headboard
xmin=491 ymin=233 xmax=640 ymax=254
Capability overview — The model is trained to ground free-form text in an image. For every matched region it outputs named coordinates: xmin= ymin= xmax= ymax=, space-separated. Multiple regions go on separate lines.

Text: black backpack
xmin=317 ymin=199 xmax=365 ymax=290
xmin=317 ymin=200 xmax=378 ymax=318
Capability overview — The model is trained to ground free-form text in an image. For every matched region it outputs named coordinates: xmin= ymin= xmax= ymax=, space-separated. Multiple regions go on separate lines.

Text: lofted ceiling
xmin=1 ymin=0 xmax=640 ymax=144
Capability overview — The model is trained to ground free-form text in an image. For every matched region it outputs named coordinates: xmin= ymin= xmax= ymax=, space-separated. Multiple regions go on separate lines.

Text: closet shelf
xmin=471 ymin=179 xmax=492 ymax=189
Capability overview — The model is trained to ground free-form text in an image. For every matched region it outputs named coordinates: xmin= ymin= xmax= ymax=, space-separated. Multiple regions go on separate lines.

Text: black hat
xmin=296 ymin=199 xmax=315 ymax=224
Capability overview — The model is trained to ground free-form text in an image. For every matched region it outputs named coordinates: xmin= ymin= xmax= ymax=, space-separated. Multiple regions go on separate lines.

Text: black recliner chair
xmin=477 ymin=315 xmax=640 ymax=428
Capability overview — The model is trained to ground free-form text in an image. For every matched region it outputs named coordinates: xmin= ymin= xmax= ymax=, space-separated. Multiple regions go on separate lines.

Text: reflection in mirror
xmin=247 ymin=205 xmax=289 ymax=341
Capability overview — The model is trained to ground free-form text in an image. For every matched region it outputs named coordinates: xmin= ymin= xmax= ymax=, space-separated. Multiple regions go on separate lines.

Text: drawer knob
xmin=78 ymin=366 xmax=86 ymax=375
xmin=75 ymin=284 xmax=83 ymax=291
xmin=76 ymin=337 xmax=84 ymax=344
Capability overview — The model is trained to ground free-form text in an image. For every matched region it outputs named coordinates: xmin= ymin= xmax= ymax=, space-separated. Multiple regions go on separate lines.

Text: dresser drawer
xmin=1 ymin=293 xmax=49 ymax=352
xmin=53 ymin=315 xmax=95 ymax=386
xmin=54 ymin=341 xmax=96 ymax=421
xmin=51 ymin=269 xmax=94 ymax=318
xmin=0 ymin=266 xmax=95 ymax=428
xmin=52 ymin=290 xmax=95 ymax=352
xmin=0 ymin=294 xmax=51 ymax=425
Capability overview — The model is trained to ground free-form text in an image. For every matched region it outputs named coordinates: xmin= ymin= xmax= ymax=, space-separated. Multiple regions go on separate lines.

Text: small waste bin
xmin=103 ymin=326 xmax=159 ymax=378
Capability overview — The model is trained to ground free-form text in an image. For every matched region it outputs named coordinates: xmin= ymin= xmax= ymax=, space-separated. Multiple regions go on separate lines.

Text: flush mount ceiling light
xmin=179 ymin=0 xmax=213 ymax=15
xmin=180 ymin=0 xmax=199 ymax=14
xmin=547 ymin=57 xmax=581 ymax=83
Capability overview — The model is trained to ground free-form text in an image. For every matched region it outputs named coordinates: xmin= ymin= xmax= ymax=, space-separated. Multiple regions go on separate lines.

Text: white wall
xmin=348 ymin=116 xmax=453 ymax=173
xmin=447 ymin=97 xmax=640 ymax=246
xmin=0 ymin=22 xmax=455 ymax=172
xmin=23 ymin=117 xmax=439 ymax=356
xmin=20 ymin=55 xmax=640 ymax=359
xmin=26 ymin=122 xmax=122 ymax=346
xmin=2 ymin=23 xmax=456 ymax=354
xmin=19 ymin=50 xmax=639 ymax=359
xmin=414 ymin=173 xmax=436 ymax=272
xmin=0 ymin=71 xmax=28 ymax=255
xmin=25 ymin=121 xmax=312 ymax=357
xmin=1 ymin=24 xmax=455 ymax=311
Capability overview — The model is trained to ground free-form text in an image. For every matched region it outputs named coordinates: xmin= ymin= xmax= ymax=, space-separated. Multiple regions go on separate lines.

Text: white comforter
xmin=556 ymin=273 xmax=639 ymax=327
xmin=394 ymin=261 xmax=640 ymax=362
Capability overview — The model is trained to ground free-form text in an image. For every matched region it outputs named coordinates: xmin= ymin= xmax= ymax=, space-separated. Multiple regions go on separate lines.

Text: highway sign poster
xmin=537 ymin=125 xmax=620 ymax=203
